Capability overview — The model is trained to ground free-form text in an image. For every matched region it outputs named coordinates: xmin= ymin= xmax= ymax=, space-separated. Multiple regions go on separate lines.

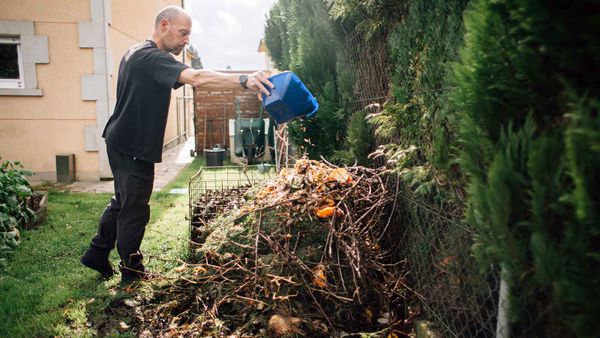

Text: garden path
xmin=64 ymin=138 xmax=195 ymax=193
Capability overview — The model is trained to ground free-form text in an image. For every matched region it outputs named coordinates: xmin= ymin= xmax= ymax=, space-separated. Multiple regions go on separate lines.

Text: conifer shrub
xmin=454 ymin=0 xmax=599 ymax=335
xmin=265 ymin=0 xmax=344 ymax=159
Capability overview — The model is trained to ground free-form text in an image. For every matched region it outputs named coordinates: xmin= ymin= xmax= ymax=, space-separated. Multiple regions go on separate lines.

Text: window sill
xmin=0 ymin=88 xmax=43 ymax=96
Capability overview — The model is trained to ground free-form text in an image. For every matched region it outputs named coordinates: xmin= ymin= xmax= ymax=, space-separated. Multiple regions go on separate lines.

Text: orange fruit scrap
xmin=313 ymin=264 xmax=327 ymax=288
xmin=314 ymin=206 xmax=344 ymax=218
xmin=193 ymin=266 xmax=207 ymax=275
xmin=315 ymin=206 xmax=335 ymax=218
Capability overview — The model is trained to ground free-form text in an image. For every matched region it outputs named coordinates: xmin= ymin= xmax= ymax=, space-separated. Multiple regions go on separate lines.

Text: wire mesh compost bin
xmin=188 ymin=165 xmax=275 ymax=249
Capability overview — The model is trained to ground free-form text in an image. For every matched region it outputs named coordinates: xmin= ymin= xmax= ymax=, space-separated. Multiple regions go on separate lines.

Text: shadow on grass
xmin=0 ymin=157 xmax=206 ymax=336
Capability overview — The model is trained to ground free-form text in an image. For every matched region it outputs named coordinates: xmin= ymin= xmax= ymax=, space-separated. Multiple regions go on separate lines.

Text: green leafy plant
xmin=0 ymin=159 xmax=35 ymax=259
xmin=364 ymin=0 xmax=468 ymax=200
xmin=328 ymin=0 xmax=406 ymax=38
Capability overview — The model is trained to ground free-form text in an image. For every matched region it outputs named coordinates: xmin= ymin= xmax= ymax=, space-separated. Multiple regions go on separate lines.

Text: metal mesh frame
xmin=188 ymin=165 xmax=275 ymax=235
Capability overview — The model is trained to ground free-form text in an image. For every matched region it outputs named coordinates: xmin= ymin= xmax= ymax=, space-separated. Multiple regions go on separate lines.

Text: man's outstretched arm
xmin=177 ymin=69 xmax=274 ymax=95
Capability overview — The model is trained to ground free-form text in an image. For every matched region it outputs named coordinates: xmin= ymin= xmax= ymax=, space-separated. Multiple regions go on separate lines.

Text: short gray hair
xmin=155 ymin=6 xmax=187 ymax=27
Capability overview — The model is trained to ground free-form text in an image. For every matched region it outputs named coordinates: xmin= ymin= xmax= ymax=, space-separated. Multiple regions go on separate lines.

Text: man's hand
xmin=247 ymin=71 xmax=274 ymax=96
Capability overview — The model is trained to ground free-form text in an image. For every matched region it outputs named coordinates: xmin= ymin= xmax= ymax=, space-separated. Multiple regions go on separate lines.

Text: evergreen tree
xmin=454 ymin=0 xmax=600 ymax=335
xmin=265 ymin=0 xmax=344 ymax=159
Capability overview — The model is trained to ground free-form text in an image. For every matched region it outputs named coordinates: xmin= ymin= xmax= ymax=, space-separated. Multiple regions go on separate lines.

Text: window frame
xmin=0 ymin=35 xmax=25 ymax=89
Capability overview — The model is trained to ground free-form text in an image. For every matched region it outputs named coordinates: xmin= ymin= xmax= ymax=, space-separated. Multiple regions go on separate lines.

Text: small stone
xmin=377 ymin=311 xmax=390 ymax=324
xmin=139 ymin=329 xmax=153 ymax=338
xmin=119 ymin=322 xmax=130 ymax=332
xmin=123 ymin=299 xmax=139 ymax=308
xmin=268 ymin=315 xmax=302 ymax=336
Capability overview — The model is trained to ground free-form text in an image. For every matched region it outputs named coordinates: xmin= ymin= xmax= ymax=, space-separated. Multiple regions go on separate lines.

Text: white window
xmin=0 ymin=21 xmax=48 ymax=96
xmin=0 ymin=36 xmax=24 ymax=89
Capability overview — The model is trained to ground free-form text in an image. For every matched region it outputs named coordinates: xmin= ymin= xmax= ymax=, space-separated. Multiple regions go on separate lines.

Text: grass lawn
xmin=0 ymin=157 xmax=204 ymax=337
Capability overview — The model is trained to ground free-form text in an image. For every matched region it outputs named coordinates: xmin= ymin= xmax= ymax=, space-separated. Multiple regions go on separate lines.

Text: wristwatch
xmin=239 ymin=75 xmax=248 ymax=89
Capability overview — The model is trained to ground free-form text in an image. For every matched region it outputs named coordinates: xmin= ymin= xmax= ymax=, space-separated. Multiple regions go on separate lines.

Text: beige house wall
xmin=0 ymin=0 xmax=192 ymax=182
xmin=0 ymin=0 xmax=99 ymax=180
xmin=0 ymin=0 xmax=91 ymax=22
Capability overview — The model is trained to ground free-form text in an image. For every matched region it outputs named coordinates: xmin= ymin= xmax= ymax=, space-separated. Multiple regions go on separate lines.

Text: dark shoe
xmin=80 ymin=254 xmax=115 ymax=279
xmin=119 ymin=260 xmax=146 ymax=282
xmin=119 ymin=272 xmax=149 ymax=288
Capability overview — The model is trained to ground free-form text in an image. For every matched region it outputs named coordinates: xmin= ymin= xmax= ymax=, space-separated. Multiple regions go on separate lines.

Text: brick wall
xmin=193 ymin=71 xmax=268 ymax=153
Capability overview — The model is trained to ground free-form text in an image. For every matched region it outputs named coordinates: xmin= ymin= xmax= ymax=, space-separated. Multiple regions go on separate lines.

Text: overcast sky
xmin=184 ymin=0 xmax=277 ymax=71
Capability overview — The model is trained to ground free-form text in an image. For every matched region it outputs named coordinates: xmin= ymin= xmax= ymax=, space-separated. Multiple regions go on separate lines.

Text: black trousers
xmin=86 ymin=147 xmax=154 ymax=276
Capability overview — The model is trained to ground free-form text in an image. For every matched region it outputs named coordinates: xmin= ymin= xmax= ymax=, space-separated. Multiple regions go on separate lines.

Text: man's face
xmin=161 ymin=14 xmax=191 ymax=55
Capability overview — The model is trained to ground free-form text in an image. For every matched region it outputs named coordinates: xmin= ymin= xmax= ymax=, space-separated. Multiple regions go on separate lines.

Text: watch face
xmin=240 ymin=75 xmax=248 ymax=88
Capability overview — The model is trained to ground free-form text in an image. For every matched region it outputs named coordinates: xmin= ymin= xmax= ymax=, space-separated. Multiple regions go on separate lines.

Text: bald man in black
xmin=81 ymin=6 xmax=273 ymax=285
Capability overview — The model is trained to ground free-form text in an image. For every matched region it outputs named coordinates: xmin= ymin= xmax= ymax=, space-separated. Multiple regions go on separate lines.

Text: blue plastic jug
xmin=261 ymin=71 xmax=319 ymax=124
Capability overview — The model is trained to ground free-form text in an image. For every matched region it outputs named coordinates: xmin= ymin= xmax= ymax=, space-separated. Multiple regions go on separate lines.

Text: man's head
xmin=153 ymin=6 xmax=191 ymax=55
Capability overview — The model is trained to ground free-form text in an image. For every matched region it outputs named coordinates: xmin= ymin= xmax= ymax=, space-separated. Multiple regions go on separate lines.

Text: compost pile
xmin=133 ymin=159 xmax=415 ymax=337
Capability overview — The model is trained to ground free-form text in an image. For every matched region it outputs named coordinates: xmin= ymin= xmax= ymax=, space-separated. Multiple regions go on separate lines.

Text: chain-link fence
xmin=395 ymin=185 xmax=500 ymax=337
xmin=343 ymin=29 xmax=390 ymax=116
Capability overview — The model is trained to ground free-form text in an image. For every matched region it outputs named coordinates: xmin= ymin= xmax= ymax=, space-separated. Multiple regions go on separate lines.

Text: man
xmin=80 ymin=6 xmax=273 ymax=285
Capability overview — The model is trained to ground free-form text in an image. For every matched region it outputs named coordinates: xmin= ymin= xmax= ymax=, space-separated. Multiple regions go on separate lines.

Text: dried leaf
xmin=364 ymin=307 xmax=374 ymax=322
xmin=328 ymin=168 xmax=352 ymax=183
xmin=175 ymin=264 xmax=187 ymax=272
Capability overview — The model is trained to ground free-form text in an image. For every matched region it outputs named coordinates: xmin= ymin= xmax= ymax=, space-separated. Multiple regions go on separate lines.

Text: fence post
xmin=495 ymin=266 xmax=511 ymax=338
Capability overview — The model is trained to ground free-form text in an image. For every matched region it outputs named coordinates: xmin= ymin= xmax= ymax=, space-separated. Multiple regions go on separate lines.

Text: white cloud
xmin=191 ymin=19 xmax=204 ymax=34
xmin=222 ymin=0 xmax=262 ymax=7
xmin=186 ymin=0 xmax=277 ymax=70
xmin=217 ymin=11 xmax=241 ymax=33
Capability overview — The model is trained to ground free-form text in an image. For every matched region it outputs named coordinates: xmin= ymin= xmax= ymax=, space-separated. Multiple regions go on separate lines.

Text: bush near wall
xmin=0 ymin=160 xmax=35 ymax=264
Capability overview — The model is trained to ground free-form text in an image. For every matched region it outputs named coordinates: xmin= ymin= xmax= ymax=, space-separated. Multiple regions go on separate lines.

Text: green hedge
xmin=265 ymin=0 xmax=344 ymax=159
xmin=454 ymin=0 xmax=599 ymax=335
